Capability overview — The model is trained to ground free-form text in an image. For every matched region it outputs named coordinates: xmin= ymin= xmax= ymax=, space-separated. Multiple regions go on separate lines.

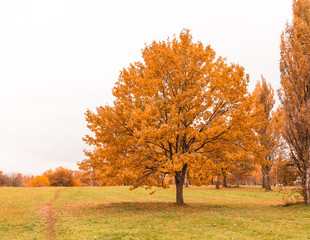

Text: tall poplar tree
xmin=253 ymin=77 xmax=277 ymax=191
xmin=279 ymin=0 xmax=310 ymax=204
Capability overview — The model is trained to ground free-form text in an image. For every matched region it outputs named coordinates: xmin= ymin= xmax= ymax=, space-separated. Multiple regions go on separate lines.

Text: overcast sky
xmin=0 ymin=0 xmax=292 ymax=175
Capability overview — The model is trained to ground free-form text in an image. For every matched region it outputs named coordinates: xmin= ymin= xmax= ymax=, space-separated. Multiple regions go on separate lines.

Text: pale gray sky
xmin=0 ymin=0 xmax=292 ymax=175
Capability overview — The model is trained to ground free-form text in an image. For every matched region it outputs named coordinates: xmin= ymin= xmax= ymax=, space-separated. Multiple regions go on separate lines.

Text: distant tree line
xmin=0 ymin=171 xmax=24 ymax=187
xmin=0 ymin=160 xmax=299 ymax=188
xmin=0 ymin=168 xmax=99 ymax=187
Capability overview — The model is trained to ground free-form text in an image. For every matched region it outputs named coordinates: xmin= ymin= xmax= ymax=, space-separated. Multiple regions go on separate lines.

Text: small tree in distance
xmin=80 ymin=30 xmax=255 ymax=204
xmin=44 ymin=167 xmax=78 ymax=187
xmin=29 ymin=175 xmax=50 ymax=187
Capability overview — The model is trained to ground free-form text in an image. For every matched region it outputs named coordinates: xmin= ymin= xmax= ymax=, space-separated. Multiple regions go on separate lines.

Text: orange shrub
xmin=44 ymin=167 xmax=75 ymax=186
xmin=29 ymin=175 xmax=50 ymax=187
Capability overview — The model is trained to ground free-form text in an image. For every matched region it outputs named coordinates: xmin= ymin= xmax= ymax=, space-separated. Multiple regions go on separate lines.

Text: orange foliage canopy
xmin=29 ymin=175 xmax=50 ymax=187
xmin=44 ymin=167 xmax=79 ymax=187
xmin=79 ymin=30 xmax=255 ymax=203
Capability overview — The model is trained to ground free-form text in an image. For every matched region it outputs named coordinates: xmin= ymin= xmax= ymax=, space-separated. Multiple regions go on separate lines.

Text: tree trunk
xmin=305 ymin=165 xmax=310 ymax=205
xmin=175 ymin=173 xmax=184 ymax=204
xmin=265 ymin=167 xmax=271 ymax=191
xmin=216 ymin=175 xmax=220 ymax=189
xmin=185 ymin=171 xmax=189 ymax=188
xmin=222 ymin=171 xmax=227 ymax=187
xmin=261 ymin=168 xmax=266 ymax=188
xmin=175 ymin=164 xmax=187 ymax=204
xmin=265 ymin=173 xmax=271 ymax=191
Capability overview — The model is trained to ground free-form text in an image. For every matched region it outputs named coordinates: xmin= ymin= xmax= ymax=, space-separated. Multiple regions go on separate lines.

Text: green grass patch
xmin=1 ymin=186 xmax=309 ymax=239
xmin=0 ymin=187 xmax=60 ymax=239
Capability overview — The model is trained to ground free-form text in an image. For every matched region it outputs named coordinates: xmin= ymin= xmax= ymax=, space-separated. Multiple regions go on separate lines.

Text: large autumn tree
xmin=279 ymin=0 xmax=310 ymax=204
xmin=80 ymin=30 xmax=252 ymax=204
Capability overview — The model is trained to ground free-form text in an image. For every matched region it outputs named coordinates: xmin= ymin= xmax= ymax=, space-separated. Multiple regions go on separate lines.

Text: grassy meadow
xmin=0 ymin=186 xmax=309 ymax=239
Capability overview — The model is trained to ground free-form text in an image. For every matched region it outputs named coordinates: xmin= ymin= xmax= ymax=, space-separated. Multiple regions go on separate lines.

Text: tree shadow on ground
xmin=83 ymin=200 xmax=302 ymax=214
xmin=65 ymin=199 xmax=308 ymax=217
xmin=281 ymin=201 xmax=305 ymax=207
xmin=81 ymin=201 xmax=233 ymax=214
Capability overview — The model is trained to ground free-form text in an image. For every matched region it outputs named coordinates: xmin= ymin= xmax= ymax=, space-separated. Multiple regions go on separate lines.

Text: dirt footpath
xmin=39 ymin=189 xmax=66 ymax=240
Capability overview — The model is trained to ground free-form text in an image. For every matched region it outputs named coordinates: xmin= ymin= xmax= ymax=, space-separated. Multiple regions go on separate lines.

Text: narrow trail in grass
xmin=40 ymin=188 xmax=67 ymax=240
